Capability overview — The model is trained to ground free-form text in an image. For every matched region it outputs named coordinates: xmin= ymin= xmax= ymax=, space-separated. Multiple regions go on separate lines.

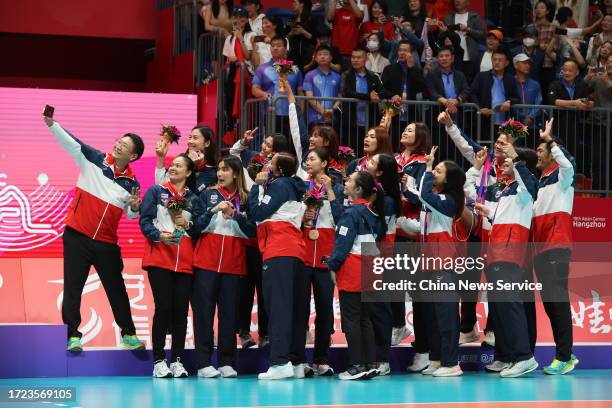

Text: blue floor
xmin=2 ymin=370 xmax=612 ymax=408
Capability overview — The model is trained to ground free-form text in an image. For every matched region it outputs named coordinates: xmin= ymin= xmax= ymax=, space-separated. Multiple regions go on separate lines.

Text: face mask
xmin=523 ymin=37 xmax=536 ymax=47
xmin=367 ymin=41 xmax=379 ymax=51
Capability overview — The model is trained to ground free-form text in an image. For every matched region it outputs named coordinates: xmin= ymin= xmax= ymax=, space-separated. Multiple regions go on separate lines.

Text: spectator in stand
xmin=478 ymin=29 xmax=504 ymax=73
xmin=588 ymin=41 xmax=612 ymax=69
xmin=366 ymin=32 xmax=391 ymax=77
xmin=549 ymin=6 xmax=593 ymax=71
xmin=222 ymin=7 xmax=253 ymax=132
xmin=204 ymin=0 xmax=234 ymax=36
xmin=252 ymin=36 xmax=304 ymax=141
xmin=360 ymin=0 xmax=395 ymax=41
xmin=288 ymin=0 xmax=317 ymax=71
xmin=584 ymin=54 xmax=612 ymax=189
xmin=547 ymin=59 xmax=593 ymax=176
xmin=381 ymin=40 xmax=426 ymax=148
xmin=426 ymin=46 xmax=470 ymax=115
xmin=603 ymin=0 xmax=612 ymax=15
xmin=340 ymin=47 xmax=386 ymax=148
xmin=246 ymin=15 xmax=287 ymax=69
xmin=586 ymin=14 xmax=612 ymax=67
xmin=555 ymin=0 xmax=590 ymax=28
xmin=327 ymin=0 xmax=364 ymax=59
xmin=303 ymin=45 xmax=342 ymax=127
xmin=433 ymin=29 xmax=464 ymax=70
xmin=402 ymin=0 xmax=427 ymax=36
xmin=512 ymin=53 xmax=544 ymax=133
xmin=471 ymin=49 xmax=519 ymax=138
xmin=511 ymin=25 xmax=545 ymax=81
xmin=529 ymin=0 xmax=558 ymax=96
xmin=304 ymin=25 xmax=346 ymax=74
xmin=429 ymin=0 xmax=454 ymax=21
xmin=388 ymin=0 xmax=407 ymax=17
xmin=242 ymin=0 xmax=265 ymax=35
xmin=386 ymin=17 xmax=425 ymax=67
xmin=441 ymin=0 xmax=486 ymax=82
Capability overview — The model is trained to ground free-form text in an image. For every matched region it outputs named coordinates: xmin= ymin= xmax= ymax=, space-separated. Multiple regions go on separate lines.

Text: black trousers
xmin=486 ymin=262 xmax=533 ymax=363
xmin=534 ymin=248 xmax=573 ymax=361
xmin=339 ymin=291 xmax=376 ymax=368
xmin=459 ymin=238 xmax=484 ymax=333
xmin=423 ymin=270 xmax=460 ymax=367
xmin=62 ymin=227 xmax=136 ymax=339
xmin=147 ymin=267 xmax=193 ymax=362
xmin=237 ymin=246 xmax=268 ymax=337
xmin=371 ymin=302 xmax=393 ymax=363
xmin=192 ymin=269 xmax=240 ymax=368
xmin=391 ymin=302 xmax=406 ymax=328
xmin=262 ymin=256 xmax=307 ymax=366
xmin=302 ymin=267 xmax=335 ymax=364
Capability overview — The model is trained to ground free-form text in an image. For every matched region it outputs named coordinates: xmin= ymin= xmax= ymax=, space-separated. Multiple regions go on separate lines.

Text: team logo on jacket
xmin=210 ymin=194 xmax=218 ymax=204
xmin=495 ymin=190 xmax=503 ymax=199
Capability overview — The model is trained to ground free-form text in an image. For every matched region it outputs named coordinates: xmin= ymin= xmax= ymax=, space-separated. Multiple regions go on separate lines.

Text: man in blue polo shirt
xmin=303 ymin=45 xmax=342 ymax=128
xmin=252 ymin=36 xmax=304 ymax=138
xmin=512 ymin=53 xmax=543 ymax=133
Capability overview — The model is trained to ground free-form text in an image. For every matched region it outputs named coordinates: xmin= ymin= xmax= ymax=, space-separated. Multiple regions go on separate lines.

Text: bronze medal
xmin=309 ymin=229 xmax=319 ymax=240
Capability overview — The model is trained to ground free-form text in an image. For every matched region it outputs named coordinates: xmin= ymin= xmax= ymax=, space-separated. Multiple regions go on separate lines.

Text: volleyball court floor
xmin=2 ymin=369 xmax=612 ymax=408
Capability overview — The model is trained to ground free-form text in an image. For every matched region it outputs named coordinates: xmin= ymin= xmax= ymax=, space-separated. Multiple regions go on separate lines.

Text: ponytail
xmin=354 ymin=171 xmax=387 ymax=236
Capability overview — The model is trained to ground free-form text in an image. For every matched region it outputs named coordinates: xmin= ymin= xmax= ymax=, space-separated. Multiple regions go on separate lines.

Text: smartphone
xmin=43 ymin=104 xmax=55 ymax=118
xmin=447 ymin=24 xmax=460 ymax=31
xmin=555 ymin=27 xmax=568 ymax=36
xmin=595 ymin=67 xmax=605 ymax=73
xmin=253 ymin=35 xmax=266 ymax=43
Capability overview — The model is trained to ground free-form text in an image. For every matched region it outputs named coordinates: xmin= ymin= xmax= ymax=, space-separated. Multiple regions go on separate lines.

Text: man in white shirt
xmin=442 ymin=0 xmax=486 ymax=82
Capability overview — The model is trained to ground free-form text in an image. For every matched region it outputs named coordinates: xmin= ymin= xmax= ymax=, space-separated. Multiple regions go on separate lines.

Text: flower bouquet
xmin=166 ymin=194 xmax=188 ymax=239
xmin=273 ymin=59 xmax=297 ymax=92
xmin=160 ymin=124 xmax=181 ymax=144
xmin=498 ymin=118 xmax=529 ymax=140
xmin=380 ymin=100 xmax=401 ymax=130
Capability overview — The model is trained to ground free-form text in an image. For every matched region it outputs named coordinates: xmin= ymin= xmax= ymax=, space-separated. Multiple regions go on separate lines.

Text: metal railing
xmin=236 ymin=95 xmax=612 ymax=195
xmin=173 ymin=0 xmax=199 ymax=56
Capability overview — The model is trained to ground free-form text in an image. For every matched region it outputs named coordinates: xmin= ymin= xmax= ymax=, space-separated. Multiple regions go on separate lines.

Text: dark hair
xmin=295 ymin=0 xmax=312 ymax=24
xmin=310 ymin=147 xmax=331 ymax=164
xmin=212 ymin=0 xmax=233 ymax=19
xmin=311 ymin=126 xmax=338 ymax=158
xmin=174 ymin=153 xmax=197 ymax=192
xmin=270 ymin=35 xmax=288 ymax=48
xmin=439 ymin=160 xmax=466 ymax=219
xmin=352 ymin=46 xmax=368 ymax=55
xmin=535 ymin=0 xmax=555 ymax=22
xmin=369 ymin=127 xmax=393 ymax=155
xmin=265 ymin=16 xmax=285 ymax=38
xmin=315 ymin=44 xmax=333 ymax=55
xmin=436 ymin=45 xmax=455 ymax=57
xmin=515 ymin=147 xmax=538 ymax=174
xmin=438 ymin=30 xmax=461 ymax=52
xmin=124 ymin=133 xmax=144 ymax=161
xmin=353 ymin=171 xmax=387 ymax=235
xmin=492 ymin=48 xmax=509 ymax=60
xmin=376 ymin=154 xmax=401 ymax=217
xmin=190 ymin=126 xmax=219 ymax=165
xmin=270 ymin=133 xmax=293 ymax=154
xmin=398 ymin=40 xmax=413 ymax=51
xmin=407 ymin=122 xmax=432 ymax=154
xmin=407 ymin=0 xmax=426 ymax=17
xmin=218 ymin=155 xmax=249 ymax=203
xmin=556 ymin=6 xmax=573 ymax=25
xmin=368 ymin=0 xmax=389 ymax=20
xmin=275 ymin=152 xmax=298 ymax=176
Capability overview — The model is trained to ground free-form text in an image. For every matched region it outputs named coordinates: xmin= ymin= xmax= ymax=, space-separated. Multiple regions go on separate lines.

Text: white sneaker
xmin=391 ymin=326 xmax=411 ymax=346
xmin=169 ymin=358 xmax=188 ymax=378
xmin=198 ymin=365 xmax=220 ymax=378
xmin=377 ymin=362 xmax=391 ymax=376
xmin=218 ymin=365 xmax=238 ymax=378
xmin=432 ymin=365 xmax=463 ymax=377
xmin=421 ymin=361 xmax=441 ymax=375
xmin=485 ymin=360 xmax=511 ymax=372
xmin=500 ymin=357 xmax=539 ymax=378
xmin=153 ymin=360 xmax=173 ymax=378
xmin=313 ymin=364 xmax=334 ymax=376
xmin=407 ymin=353 xmax=430 ymax=372
xmin=338 ymin=365 xmax=368 ymax=380
xmin=483 ymin=331 xmax=495 ymax=347
xmin=293 ymin=363 xmax=305 ymax=378
xmin=258 ymin=362 xmax=294 ymax=380
xmin=459 ymin=329 xmax=480 ymax=345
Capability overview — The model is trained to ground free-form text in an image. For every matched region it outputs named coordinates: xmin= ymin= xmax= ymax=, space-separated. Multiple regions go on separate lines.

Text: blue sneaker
xmin=67 ymin=337 xmax=82 ymax=352
xmin=544 ymin=354 xmax=579 ymax=375
xmin=121 ymin=334 xmax=145 ymax=350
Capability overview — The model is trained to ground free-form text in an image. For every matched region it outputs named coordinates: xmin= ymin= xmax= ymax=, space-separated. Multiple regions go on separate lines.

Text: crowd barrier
xmin=236 ymin=95 xmax=612 ymax=196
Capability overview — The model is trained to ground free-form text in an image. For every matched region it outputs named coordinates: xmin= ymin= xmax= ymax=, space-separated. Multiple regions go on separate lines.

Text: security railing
xmin=236 ymin=95 xmax=612 ymax=195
